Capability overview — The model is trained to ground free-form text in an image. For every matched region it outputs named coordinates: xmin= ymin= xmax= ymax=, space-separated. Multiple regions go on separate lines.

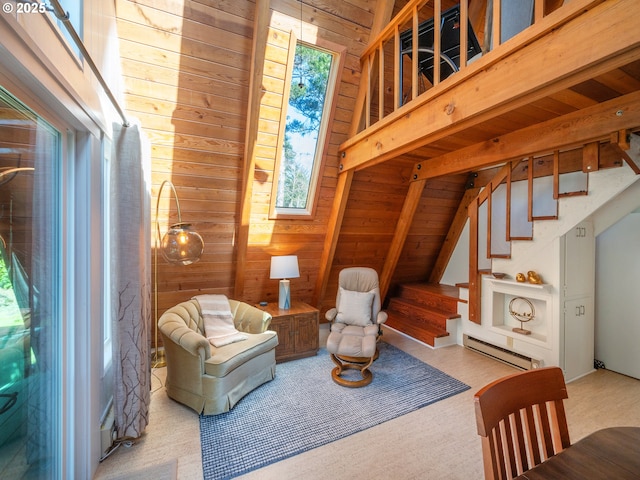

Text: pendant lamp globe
xmin=160 ymin=222 xmax=204 ymax=266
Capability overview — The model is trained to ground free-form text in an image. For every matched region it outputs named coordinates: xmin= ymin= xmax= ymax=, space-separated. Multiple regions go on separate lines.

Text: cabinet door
xmin=295 ymin=313 xmax=318 ymax=353
xmin=564 ymin=220 xmax=594 ymax=298
xmin=564 ymin=296 xmax=594 ymax=381
xmin=271 ymin=316 xmax=294 ymax=358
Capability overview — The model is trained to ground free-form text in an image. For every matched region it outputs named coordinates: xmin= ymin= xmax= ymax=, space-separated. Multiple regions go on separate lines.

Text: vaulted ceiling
xmin=115 ymin=0 xmax=640 ymax=317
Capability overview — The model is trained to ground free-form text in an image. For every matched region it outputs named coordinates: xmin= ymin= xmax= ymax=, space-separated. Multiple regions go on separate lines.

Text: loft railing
xmin=357 ymin=0 xmax=562 ymax=131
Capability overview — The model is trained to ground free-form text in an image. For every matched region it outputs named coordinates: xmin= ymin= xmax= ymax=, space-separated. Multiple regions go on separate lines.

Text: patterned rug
xmin=199 ymin=342 xmax=469 ymax=479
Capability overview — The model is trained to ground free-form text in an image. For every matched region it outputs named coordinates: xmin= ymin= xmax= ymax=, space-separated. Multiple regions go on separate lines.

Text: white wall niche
xmin=488 ymin=278 xmax=553 ymax=348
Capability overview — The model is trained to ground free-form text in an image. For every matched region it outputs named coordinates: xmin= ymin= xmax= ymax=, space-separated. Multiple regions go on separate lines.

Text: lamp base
xmin=278 ymin=279 xmax=291 ymax=309
xmin=152 ymin=348 xmax=166 ymax=368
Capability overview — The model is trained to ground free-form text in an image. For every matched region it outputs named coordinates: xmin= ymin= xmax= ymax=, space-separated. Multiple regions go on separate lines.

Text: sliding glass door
xmin=0 ymin=86 xmax=61 ymax=478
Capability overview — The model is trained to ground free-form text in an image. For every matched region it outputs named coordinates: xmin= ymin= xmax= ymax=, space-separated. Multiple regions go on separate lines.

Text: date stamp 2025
xmin=3 ymin=2 xmax=48 ymax=14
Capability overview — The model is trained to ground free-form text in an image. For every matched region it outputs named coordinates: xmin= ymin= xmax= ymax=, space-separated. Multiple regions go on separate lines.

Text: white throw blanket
xmin=194 ymin=294 xmax=248 ymax=347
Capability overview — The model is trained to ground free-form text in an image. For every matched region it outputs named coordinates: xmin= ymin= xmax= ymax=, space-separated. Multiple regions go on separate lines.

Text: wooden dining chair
xmin=474 ymin=366 xmax=571 ymax=480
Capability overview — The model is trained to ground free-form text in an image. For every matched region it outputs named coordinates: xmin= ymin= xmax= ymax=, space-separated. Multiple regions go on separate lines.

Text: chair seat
xmin=205 ymin=331 xmax=278 ymax=377
xmin=326 ymin=324 xmax=378 ymax=358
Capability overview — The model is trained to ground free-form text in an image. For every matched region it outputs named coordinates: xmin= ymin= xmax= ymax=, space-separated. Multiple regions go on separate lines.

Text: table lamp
xmin=270 ymin=255 xmax=300 ymax=309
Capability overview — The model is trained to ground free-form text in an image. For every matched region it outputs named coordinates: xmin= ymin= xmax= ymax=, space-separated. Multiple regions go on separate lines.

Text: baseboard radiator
xmin=463 ymin=334 xmax=541 ymax=370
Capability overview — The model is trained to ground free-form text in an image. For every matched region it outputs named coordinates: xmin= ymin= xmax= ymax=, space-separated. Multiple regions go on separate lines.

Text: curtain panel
xmin=110 ymin=122 xmax=151 ymax=439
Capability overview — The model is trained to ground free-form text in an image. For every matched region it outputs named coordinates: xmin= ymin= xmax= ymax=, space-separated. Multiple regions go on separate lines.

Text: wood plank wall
xmin=390 ymin=173 xmax=468 ymax=291
xmin=115 ymin=0 xmax=378 ymax=321
xmin=116 ymin=0 xmax=254 ymax=315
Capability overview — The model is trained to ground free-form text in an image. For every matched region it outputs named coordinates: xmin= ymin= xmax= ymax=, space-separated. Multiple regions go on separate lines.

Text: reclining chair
xmin=325 ymin=267 xmax=387 ymax=387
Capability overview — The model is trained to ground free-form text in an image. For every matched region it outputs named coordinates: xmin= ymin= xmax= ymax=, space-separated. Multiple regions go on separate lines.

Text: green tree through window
xmin=276 ymin=43 xmax=333 ymax=211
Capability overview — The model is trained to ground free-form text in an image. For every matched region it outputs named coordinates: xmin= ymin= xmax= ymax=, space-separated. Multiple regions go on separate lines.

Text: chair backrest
xmin=474 ymin=366 xmax=571 ymax=480
xmin=335 ymin=267 xmax=382 ymax=326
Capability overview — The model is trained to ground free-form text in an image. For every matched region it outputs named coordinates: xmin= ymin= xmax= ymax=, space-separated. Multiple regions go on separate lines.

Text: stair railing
xmin=356 ymin=0 xmax=560 ymax=132
xmin=466 ymin=136 xmax=636 ymax=323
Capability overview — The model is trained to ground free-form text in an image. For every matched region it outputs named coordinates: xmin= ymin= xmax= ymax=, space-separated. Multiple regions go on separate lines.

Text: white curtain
xmin=110 ymin=122 xmax=151 ymax=439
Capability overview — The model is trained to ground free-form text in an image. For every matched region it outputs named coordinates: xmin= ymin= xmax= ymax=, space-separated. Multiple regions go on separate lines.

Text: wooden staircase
xmin=385 ymin=283 xmax=465 ymax=347
xmin=467 ymin=138 xmax=640 ymax=322
xmin=384 ymin=134 xmax=640 ymax=345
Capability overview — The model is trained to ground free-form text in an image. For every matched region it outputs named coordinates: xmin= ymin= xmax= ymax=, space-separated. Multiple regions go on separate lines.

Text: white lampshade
xmin=270 ymin=255 xmax=300 ymax=279
xmin=270 ymin=255 xmax=299 ymax=310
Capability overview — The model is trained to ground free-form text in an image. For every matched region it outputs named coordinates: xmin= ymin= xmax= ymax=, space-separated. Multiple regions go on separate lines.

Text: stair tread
xmin=388 ymin=297 xmax=460 ymax=319
xmin=385 ymin=315 xmax=450 ymax=346
xmin=402 ymin=282 xmax=461 ymax=298
xmin=386 ymin=313 xmax=449 ymax=336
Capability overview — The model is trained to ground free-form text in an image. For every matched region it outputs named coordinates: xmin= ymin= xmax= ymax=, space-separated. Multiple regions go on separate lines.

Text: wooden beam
xmin=466 ymin=162 xmax=520 ymax=322
xmin=312 ymin=169 xmax=354 ymax=308
xmin=527 ymin=157 xmax=534 ymax=222
xmin=615 ymin=130 xmax=638 ymax=172
xmin=379 ymin=179 xmax=426 ymax=300
xmin=460 ymin=0 xmax=468 ymax=68
xmin=553 ymin=150 xmax=560 ymax=198
xmin=609 ymin=142 xmax=640 ymax=175
xmin=535 ymin=0 xmax=544 ymax=23
xmin=467 ymin=197 xmax=480 ymax=323
xmin=583 ymin=142 xmax=600 ymax=173
xmin=612 ymin=129 xmax=631 ymax=151
xmin=312 ymin=0 xmax=396 ymax=309
xmin=433 ymin=0 xmax=441 ymax=86
xmin=339 ymin=0 xmax=640 ymax=172
xmin=429 ymin=186 xmax=480 ymax=283
xmin=234 ymin=0 xmax=270 ymax=298
xmin=412 ymin=90 xmax=640 ymax=181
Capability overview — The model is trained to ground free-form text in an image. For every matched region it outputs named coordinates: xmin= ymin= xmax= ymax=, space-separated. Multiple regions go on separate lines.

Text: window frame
xmin=269 ymin=34 xmax=345 ymax=220
xmin=46 ymin=0 xmax=84 ymax=61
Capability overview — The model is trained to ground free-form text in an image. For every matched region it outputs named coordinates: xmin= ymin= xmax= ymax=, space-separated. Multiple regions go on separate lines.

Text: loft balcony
xmin=338 ymin=0 xmax=640 ymax=178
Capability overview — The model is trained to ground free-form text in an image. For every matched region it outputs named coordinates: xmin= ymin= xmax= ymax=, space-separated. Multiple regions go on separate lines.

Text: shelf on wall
xmin=490 ymin=325 xmax=548 ymax=347
xmin=487 ymin=276 xmax=553 ymax=347
xmin=489 ymin=277 xmax=553 ymax=292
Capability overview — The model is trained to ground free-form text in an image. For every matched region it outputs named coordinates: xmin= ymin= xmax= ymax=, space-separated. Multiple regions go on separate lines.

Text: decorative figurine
xmin=516 ymin=272 xmax=526 ymax=282
xmin=509 ymin=296 xmax=535 ymax=335
xmin=527 ymin=270 xmax=542 ymax=284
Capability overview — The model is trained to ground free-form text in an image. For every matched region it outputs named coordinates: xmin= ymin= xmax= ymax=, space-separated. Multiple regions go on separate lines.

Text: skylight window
xmin=271 ymin=42 xmax=337 ymax=218
xmin=47 ymin=0 xmax=83 ymax=58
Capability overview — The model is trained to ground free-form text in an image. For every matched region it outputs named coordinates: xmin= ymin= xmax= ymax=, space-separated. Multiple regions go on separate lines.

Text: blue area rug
xmin=199 ymin=342 xmax=469 ymax=479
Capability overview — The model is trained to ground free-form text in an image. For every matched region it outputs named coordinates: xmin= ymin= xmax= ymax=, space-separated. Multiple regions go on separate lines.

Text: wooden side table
xmin=257 ymin=301 xmax=319 ymax=362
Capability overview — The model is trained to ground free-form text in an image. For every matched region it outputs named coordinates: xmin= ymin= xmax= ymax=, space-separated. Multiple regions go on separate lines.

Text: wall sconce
xmin=270 ymin=255 xmax=300 ymax=310
xmin=153 ymin=180 xmax=204 ymax=367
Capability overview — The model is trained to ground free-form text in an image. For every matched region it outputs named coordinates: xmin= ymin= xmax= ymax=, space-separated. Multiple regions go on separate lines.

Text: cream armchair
xmin=325 ymin=267 xmax=388 ymax=387
xmin=158 ymin=298 xmax=278 ymax=415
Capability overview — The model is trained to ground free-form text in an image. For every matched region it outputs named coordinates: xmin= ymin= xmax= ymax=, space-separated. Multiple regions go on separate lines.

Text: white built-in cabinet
xmin=562 ymin=220 xmax=595 ymax=381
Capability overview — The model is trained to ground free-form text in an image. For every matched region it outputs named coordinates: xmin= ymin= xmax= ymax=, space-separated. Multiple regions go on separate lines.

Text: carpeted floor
xmin=199 ymin=342 xmax=470 ymax=479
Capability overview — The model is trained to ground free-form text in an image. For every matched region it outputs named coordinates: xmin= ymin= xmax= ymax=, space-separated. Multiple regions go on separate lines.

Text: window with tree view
xmin=274 ymin=43 xmax=335 ymax=216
